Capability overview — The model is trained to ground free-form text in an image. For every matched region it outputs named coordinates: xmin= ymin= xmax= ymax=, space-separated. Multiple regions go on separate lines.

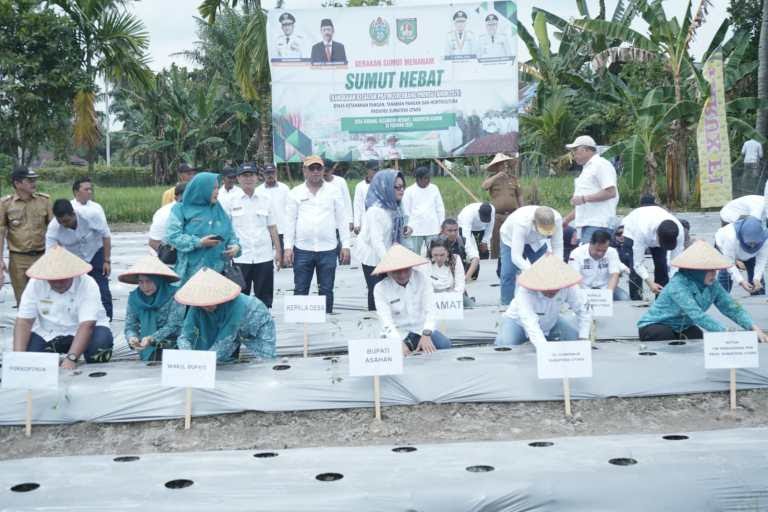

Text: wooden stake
xmin=730 ymin=368 xmax=737 ymax=411
xmin=373 ymin=375 xmax=382 ymax=421
xmin=433 ymin=159 xmax=480 ymax=202
xmin=563 ymin=378 xmax=572 ymax=417
xmin=25 ymin=390 xmax=32 ymax=437
xmin=303 ymin=323 xmax=309 ymax=358
xmin=184 ymin=387 xmax=192 ymax=430
xmin=393 ymin=159 xmax=399 ymax=170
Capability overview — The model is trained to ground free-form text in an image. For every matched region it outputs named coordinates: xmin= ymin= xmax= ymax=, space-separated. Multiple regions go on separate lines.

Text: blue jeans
xmin=89 ymin=247 xmax=113 ymax=320
xmin=579 ymin=226 xmax=613 ymax=245
xmin=500 ymin=243 xmax=548 ymax=305
xmin=495 ymin=317 xmax=579 ymax=346
xmin=27 ymin=326 xmax=114 ymax=363
xmin=406 ymin=235 xmax=437 ymax=255
xmin=403 ymin=330 xmax=452 ymax=350
xmin=612 ymin=287 xmax=631 ymax=301
xmin=293 ymin=247 xmax=337 ymax=313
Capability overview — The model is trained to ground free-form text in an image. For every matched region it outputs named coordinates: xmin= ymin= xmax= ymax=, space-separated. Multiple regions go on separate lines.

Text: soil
xmin=2 ymin=390 xmax=767 ymax=460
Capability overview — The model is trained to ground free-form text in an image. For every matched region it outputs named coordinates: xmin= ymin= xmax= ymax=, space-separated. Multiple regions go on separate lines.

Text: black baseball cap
xmin=10 ymin=166 xmax=38 ymax=181
xmin=479 ymin=203 xmax=493 ymax=223
xmin=178 ymin=163 xmax=196 ymax=174
xmin=263 ymin=163 xmax=277 ymax=173
xmin=365 ymin=160 xmax=380 ymax=171
xmin=657 ymin=220 xmax=679 ymax=250
xmin=222 ymin=165 xmax=237 ymax=177
xmin=238 ymin=162 xmax=259 ymax=175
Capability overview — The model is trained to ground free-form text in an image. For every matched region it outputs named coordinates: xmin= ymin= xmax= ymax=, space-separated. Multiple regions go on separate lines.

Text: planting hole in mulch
xmin=253 ymin=452 xmax=278 ymax=458
xmin=494 ymin=347 xmax=511 ymax=352
xmin=11 ymin=483 xmax=39 ymax=493
xmin=662 ymin=435 xmax=689 ymax=441
xmin=528 ymin=441 xmax=554 ymax=447
xmin=315 ymin=473 xmax=343 ymax=482
xmin=457 ymin=356 xmax=475 ymax=362
xmin=638 ymin=352 xmax=657 ymax=356
xmin=609 ymin=458 xmax=637 ymax=466
xmin=113 ymin=456 xmax=140 ymax=462
xmin=466 ymin=465 xmax=495 ymax=473
xmin=392 ymin=446 xmax=417 ymax=453
xmin=668 ymin=341 xmax=686 ymax=346
xmin=88 ymin=371 xmax=107 ymax=378
xmin=165 ymin=479 xmax=194 ymax=489
xmin=272 ymin=365 xmax=291 ymax=371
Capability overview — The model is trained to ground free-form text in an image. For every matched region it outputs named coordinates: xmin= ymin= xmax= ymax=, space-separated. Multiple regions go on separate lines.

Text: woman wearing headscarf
xmin=637 ymin=241 xmax=768 ymax=342
xmin=164 ymin=172 xmax=240 ymax=284
xmin=352 ymin=169 xmax=408 ymax=311
xmin=175 ymin=268 xmax=276 ymax=362
xmin=714 ymin=215 xmax=768 ymax=295
xmin=120 ymin=255 xmax=184 ymax=361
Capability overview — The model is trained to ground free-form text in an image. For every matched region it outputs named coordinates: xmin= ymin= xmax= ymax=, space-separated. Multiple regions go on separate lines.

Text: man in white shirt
xmin=402 ymin=166 xmax=445 ymax=255
xmin=568 ymin=229 xmax=629 ymax=301
xmin=14 ymin=247 xmax=113 ymax=370
xmin=222 ymin=165 xmax=282 ymax=308
xmin=496 ymin=254 xmax=591 ymax=347
xmin=715 ymin=216 xmax=768 ymax=295
xmin=353 ymin=160 xmax=379 ymax=235
xmin=457 ymin=202 xmax=494 ymax=261
xmin=71 ymin=177 xmax=109 ymax=229
xmin=284 ymin=155 xmax=351 ymax=313
xmin=498 ymin=205 xmax=564 ymax=305
xmin=742 ymin=138 xmax=763 ymax=178
xmin=372 ymin=244 xmax=452 ymax=355
xmin=621 ymin=205 xmax=684 ymax=295
xmin=323 ymin=161 xmax=354 ymax=259
xmin=218 ymin=165 xmax=243 ymax=204
xmin=563 ymin=135 xmax=618 ymax=242
xmin=719 ymin=195 xmax=766 ymax=225
xmin=47 ymin=199 xmax=113 ymax=320
xmin=149 ymin=182 xmax=186 ymax=252
xmin=257 ymin=162 xmax=290 ymax=262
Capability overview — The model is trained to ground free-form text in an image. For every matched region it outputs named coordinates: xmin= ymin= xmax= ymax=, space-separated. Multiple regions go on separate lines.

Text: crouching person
xmin=119 ymin=255 xmax=185 ymax=361
xmin=174 ymin=267 xmax=276 ymax=362
xmin=638 ymin=241 xmax=768 ymax=342
xmin=13 ymin=246 xmax=113 ymax=369
xmin=373 ymin=244 xmax=452 ymax=355
xmin=495 ymin=254 xmax=591 ymax=346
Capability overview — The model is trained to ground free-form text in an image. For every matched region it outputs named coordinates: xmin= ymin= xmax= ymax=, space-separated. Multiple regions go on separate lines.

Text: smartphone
xmin=210 ymin=235 xmax=223 ymax=241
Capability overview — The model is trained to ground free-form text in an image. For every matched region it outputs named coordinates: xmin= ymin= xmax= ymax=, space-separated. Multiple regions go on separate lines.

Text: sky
xmin=130 ymin=0 xmax=730 ymax=72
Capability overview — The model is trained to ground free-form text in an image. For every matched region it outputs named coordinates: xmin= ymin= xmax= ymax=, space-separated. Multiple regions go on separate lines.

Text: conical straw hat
xmin=485 ymin=153 xmax=514 ymax=172
xmin=26 ymin=246 xmax=92 ymax=280
xmin=372 ymin=244 xmax=429 ymax=275
xmin=671 ymin=240 xmax=731 ymax=270
xmin=174 ymin=267 xmax=242 ymax=306
xmin=517 ymin=254 xmax=582 ymax=291
xmin=118 ymin=254 xmax=180 ymax=284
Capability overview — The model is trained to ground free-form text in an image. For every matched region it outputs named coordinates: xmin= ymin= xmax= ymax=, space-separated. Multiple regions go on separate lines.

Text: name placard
xmin=536 ymin=340 xmax=593 ymax=379
xmin=161 ymin=350 xmax=217 ymax=389
xmin=433 ymin=292 xmax=464 ymax=320
xmin=704 ymin=331 xmax=759 ymax=369
xmin=283 ymin=295 xmax=327 ymax=323
xmin=348 ymin=338 xmax=404 ymax=377
xmin=584 ymin=289 xmax=613 ymax=317
xmin=1 ymin=352 xmax=59 ymax=390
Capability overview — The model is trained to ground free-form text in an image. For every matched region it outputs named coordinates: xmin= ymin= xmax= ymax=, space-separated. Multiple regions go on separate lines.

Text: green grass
xmin=31 ymin=175 xmax=592 ymax=224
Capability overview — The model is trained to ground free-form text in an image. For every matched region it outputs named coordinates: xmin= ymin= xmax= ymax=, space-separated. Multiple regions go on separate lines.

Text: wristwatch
xmin=421 ymin=329 xmax=433 ymax=337
xmin=65 ymin=353 xmax=78 ymax=363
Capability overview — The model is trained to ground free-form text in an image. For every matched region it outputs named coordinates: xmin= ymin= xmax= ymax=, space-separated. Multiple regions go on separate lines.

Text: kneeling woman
xmin=638 ymin=241 xmax=768 ymax=342
xmin=429 ymin=237 xmax=466 ymax=294
xmin=120 ymin=255 xmax=185 ymax=361
xmin=373 ymin=244 xmax=452 ymax=355
xmin=175 ymin=268 xmax=276 ymax=362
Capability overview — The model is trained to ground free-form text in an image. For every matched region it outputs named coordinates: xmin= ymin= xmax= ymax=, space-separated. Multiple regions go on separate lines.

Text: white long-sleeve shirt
xmin=502 ymin=286 xmax=591 ymax=346
xmin=71 ymin=199 xmax=111 ymax=237
xmin=148 ymin=201 xmax=175 ymax=243
xmin=572 ymin=153 xmax=619 ymax=228
xmin=621 ymin=206 xmax=684 ymax=281
xmin=284 ymin=182 xmax=350 ymax=252
xmin=352 ymin=205 xmax=393 ymax=267
xmin=353 ymin=180 xmax=369 ymax=229
xmin=257 ymin=181 xmax=290 ymax=235
xmin=714 ymin=223 xmax=768 ymax=285
xmin=373 ymin=271 xmax=435 ymax=340
xmin=499 ymin=205 xmax=564 ymax=270
xmin=430 ymin=254 xmax=466 ymax=294
xmin=720 ymin=195 xmax=766 ymax=224
xmin=326 ymin=176 xmax=353 ymax=227
xmin=45 ymin=211 xmax=109 ymax=262
xmin=402 ymin=183 xmax=445 ymax=236
xmin=457 ymin=202 xmax=495 ymax=261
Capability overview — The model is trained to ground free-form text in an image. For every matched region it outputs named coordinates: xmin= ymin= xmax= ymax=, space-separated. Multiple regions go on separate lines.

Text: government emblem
xmin=396 ymin=18 xmax=417 ymax=44
xmin=369 ymin=17 xmax=390 ymax=46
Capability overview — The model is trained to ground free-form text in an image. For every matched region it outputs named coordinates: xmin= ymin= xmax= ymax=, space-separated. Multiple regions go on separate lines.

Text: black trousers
xmin=471 ymin=230 xmax=490 ymax=259
xmin=362 ymin=264 xmax=384 ymax=311
xmin=638 ymin=324 xmax=703 ymax=341
xmin=625 ymin=239 xmax=671 ymax=290
xmin=237 ymin=260 xmax=274 ymax=308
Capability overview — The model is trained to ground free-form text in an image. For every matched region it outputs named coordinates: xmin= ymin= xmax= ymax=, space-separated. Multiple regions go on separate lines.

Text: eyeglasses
xmin=393 ymin=185 xmax=405 ymax=191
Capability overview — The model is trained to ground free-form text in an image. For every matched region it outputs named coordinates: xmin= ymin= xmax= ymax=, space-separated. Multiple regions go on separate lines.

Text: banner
xmin=267 ymin=2 xmax=518 ymax=162
xmin=697 ymin=50 xmax=732 ymax=208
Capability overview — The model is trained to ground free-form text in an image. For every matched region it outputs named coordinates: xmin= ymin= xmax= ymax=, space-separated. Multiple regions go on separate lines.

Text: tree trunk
xmin=644 ymin=152 xmax=658 ymax=197
xmin=255 ymin=88 xmax=273 ymax=164
xmin=757 ymin=0 xmax=768 ymax=136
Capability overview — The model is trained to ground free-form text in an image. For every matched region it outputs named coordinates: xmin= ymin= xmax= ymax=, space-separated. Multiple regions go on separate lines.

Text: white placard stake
xmin=704 ymin=331 xmax=759 ymax=411
xmin=162 ymin=350 xmax=217 ymax=430
xmin=25 ymin=390 xmax=32 ymax=437
xmin=284 ymin=295 xmax=326 ymax=358
xmin=562 ymin=378 xmax=571 ymax=417
xmin=185 ymin=387 xmax=192 ymax=430
xmin=1 ymin=352 xmax=59 ymax=437
xmin=303 ymin=323 xmax=309 ymax=358
xmin=348 ymin=338 xmax=403 ymax=421
xmin=536 ymin=340 xmax=593 ymax=417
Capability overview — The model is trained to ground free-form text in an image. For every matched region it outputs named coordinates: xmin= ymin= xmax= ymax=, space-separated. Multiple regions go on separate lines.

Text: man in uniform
xmin=477 ymin=13 xmax=511 ymax=59
xmin=275 ymin=12 xmax=304 ymax=58
xmin=445 ymin=10 xmax=476 ymax=57
xmin=0 ymin=167 xmax=52 ymax=304
xmin=481 ymin=153 xmax=524 ymax=261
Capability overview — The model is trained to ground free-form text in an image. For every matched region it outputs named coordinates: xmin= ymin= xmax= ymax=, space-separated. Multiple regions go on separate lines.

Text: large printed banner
xmin=267 ymin=2 xmax=518 ymax=162
xmin=697 ymin=50 xmax=732 ymax=208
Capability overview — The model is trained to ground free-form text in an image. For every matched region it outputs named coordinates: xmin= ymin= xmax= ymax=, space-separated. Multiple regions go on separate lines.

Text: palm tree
xmin=53 ymin=0 xmax=151 ymax=170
